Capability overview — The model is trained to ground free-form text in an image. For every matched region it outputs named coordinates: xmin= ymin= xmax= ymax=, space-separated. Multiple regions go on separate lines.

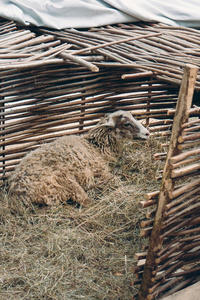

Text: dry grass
xmin=0 ymin=136 xmax=165 ymax=300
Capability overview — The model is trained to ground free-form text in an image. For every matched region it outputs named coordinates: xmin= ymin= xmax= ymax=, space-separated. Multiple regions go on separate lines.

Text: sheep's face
xmin=102 ymin=110 xmax=150 ymax=140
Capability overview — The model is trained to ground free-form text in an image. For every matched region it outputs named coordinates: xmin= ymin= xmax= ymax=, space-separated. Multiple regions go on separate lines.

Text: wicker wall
xmin=0 ymin=64 xmax=180 ymax=178
xmin=1 ymin=19 xmax=200 ymax=179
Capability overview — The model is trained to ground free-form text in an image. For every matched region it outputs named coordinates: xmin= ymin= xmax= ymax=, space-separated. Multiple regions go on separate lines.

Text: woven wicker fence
xmin=134 ymin=64 xmax=200 ymax=299
xmin=0 ymin=19 xmax=199 ymax=181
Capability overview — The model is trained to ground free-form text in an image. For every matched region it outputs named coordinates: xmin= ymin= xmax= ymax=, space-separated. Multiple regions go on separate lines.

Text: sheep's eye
xmin=124 ymin=123 xmax=131 ymax=127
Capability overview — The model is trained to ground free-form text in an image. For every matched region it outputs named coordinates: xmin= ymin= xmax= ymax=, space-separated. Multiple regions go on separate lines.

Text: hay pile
xmin=0 ymin=137 xmax=164 ymax=300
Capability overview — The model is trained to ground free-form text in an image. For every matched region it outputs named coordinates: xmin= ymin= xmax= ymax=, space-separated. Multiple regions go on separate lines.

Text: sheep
xmin=7 ymin=110 xmax=149 ymax=207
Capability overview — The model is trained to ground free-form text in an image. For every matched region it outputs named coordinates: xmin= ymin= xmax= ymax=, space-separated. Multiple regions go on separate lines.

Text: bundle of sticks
xmin=1 ymin=21 xmax=195 ymax=89
xmin=38 ymin=23 xmax=200 ymax=89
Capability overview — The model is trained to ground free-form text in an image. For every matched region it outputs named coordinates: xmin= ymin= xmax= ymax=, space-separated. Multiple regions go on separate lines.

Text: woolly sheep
xmin=7 ymin=110 xmax=149 ymax=207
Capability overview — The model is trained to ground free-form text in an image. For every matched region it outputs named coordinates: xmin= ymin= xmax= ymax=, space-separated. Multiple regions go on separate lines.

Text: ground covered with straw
xmin=0 ymin=137 xmax=165 ymax=300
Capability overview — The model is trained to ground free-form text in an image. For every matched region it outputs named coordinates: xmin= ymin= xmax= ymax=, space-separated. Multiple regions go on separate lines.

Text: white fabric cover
xmin=0 ymin=0 xmax=200 ymax=29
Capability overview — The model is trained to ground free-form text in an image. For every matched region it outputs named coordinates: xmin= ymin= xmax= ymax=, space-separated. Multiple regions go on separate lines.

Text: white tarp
xmin=0 ymin=0 xmax=200 ymax=29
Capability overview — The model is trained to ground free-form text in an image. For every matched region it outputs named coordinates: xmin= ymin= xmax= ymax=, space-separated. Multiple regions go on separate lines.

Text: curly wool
xmin=7 ymin=110 xmax=149 ymax=207
xmin=8 ymin=135 xmax=112 ymax=207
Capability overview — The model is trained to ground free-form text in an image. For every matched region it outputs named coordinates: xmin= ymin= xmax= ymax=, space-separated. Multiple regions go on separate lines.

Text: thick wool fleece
xmin=8 ymin=135 xmax=112 ymax=206
xmin=8 ymin=110 xmax=149 ymax=207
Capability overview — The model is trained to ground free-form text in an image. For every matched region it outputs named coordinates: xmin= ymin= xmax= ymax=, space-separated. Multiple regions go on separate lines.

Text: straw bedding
xmin=0 ymin=137 xmax=164 ymax=300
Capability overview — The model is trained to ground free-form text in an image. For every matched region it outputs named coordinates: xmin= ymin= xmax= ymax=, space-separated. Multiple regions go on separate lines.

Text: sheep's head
xmin=99 ymin=110 xmax=150 ymax=141
xmin=87 ymin=110 xmax=149 ymax=156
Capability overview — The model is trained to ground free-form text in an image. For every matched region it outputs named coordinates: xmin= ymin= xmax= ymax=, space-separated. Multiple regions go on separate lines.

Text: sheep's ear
xmin=98 ymin=115 xmax=110 ymax=125
xmin=98 ymin=114 xmax=115 ymax=127
xmin=105 ymin=116 xmax=115 ymax=127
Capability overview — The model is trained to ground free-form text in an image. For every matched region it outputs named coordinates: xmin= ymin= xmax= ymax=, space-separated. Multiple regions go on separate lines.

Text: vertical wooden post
xmin=146 ymin=79 xmax=152 ymax=126
xmin=0 ymin=79 xmax=5 ymax=179
xmin=79 ymin=92 xmax=86 ymax=132
xmin=138 ymin=64 xmax=198 ymax=300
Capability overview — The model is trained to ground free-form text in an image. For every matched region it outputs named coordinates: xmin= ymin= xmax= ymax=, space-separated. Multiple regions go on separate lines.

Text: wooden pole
xmin=138 ymin=64 xmax=198 ymax=300
xmin=72 ymin=32 xmax=162 ymax=55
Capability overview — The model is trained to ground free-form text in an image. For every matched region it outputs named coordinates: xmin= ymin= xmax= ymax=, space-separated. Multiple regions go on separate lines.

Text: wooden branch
xmin=171 ymin=162 xmax=200 ymax=179
xmin=0 ymin=58 xmax=64 ymax=70
xmin=121 ymin=71 xmax=154 ymax=79
xmin=140 ymin=219 xmax=154 ymax=228
xmin=0 ymin=31 xmax=36 ymax=50
xmin=153 ymin=251 xmax=183 ymax=275
xmin=178 ymin=131 xmax=200 ymax=143
xmin=175 ymin=226 xmax=200 ymax=236
xmin=178 ymin=139 xmax=200 ymax=150
xmin=140 ymin=227 xmax=152 ymax=238
xmin=0 ymin=30 xmax=31 ymax=46
xmin=170 ymin=154 xmax=200 ymax=169
xmin=182 ymin=118 xmax=200 ymax=129
xmin=161 ymin=131 xmax=171 ymax=137
xmin=148 ymin=280 xmax=164 ymax=294
xmin=161 ymin=214 xmax=198 ymax=237
xmin=146 ymin=191 xmax=159 ymax=200
xmin=132 ymin=264 xmax=145 ymax=274
xmin=182 ymin=239 xmax=200 ymax=252
xmin=165 ymin=187 xmax=200 ymax=212
xmin=146 ymin=208 xmax=157 ymax=219
xmin=162 ymin=277 xmax=196 ymax=298
xmin=147 ymin=277 xmax=182 ymax=300
xmin=72 ymin=32 xmax=163 ymax=55
xmin=168 ymin=178 xmax=200 ymax=199
xmin=160 ymin=143 xmax=169 ymax=148
xmin=138 ymin=199 xmax=158 ymax=208
xmin=180 ymin=233 xmax=200 ymax=242
xmin=168 ymin=107 xmax=200 ymax=116
xmin=134 ymin=253 xmax=147 ymax=260
xmin=156 ymin=239 xmax=184 ymax=264
xmin=153 ymin=260 xmax=183 ymax=282
xmin=59 ymin=51 xmax=99 ymax=72
xmin=183 ymin=123 xmax=200 ymax=133
xmin=149 ymin=124 xmax=171 ymax=132
xmin=154 ymin=154 xmax=167 ymax=161
xmin=163 ymin=202 xmax=200 ymax=228
xmin=24 ymin=43 xmax=71 ymax=62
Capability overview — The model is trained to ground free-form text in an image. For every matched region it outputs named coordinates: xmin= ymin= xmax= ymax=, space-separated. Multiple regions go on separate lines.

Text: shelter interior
xmin=0 ymin=17 xmax=200 ymax=299
xmin=0 ymin=19 xmax=199 ymax=179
